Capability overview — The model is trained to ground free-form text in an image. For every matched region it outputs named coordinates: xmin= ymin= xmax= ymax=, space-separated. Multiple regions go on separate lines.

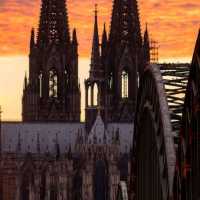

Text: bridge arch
xmin=132 ymin=64 xmax=176 ymax=200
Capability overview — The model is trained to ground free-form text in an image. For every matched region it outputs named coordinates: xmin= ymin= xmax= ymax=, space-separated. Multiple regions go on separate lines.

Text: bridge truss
xmin=130 ymin=63 xmax=190 ymax=200
xmin=160 ymin=63 xmax=190 ymax=144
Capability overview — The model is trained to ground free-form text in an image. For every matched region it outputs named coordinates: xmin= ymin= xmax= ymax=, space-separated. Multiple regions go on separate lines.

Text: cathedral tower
xmin=86 ymin=0 xmax=150 ymax=125
xmin=85 ymin=5 xmax=106 ymax=131
xmin=104 ymin=0 xmax=143 ymax=122
xmin=22 ymin=0 xmax=81 ymax=122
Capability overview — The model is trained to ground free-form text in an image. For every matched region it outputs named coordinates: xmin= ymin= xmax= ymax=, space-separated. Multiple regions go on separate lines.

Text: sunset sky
xmin=0 ymin=0 xmax=200 ymax=121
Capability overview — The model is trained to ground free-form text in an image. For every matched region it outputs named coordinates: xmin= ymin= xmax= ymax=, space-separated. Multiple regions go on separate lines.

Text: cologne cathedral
xmin=1 ymin=0 xmax=200 ymax=199
xmin=0 ymin=0 xmax=148 ymax=199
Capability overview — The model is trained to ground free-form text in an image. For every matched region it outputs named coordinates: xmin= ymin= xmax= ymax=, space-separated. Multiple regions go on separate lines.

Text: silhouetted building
xmin=22 ymin=0 xmax=81 ymax=122
xmin=85 ymin=0 xmax=150 ymax=130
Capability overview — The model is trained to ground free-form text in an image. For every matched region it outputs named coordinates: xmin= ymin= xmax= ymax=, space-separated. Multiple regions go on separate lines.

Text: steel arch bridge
xmin=128 ymin=30 xmax=200 ymax=200
xmin=176 ymin=31 xmax=200 ymax=200
xmin=131 ymin=64 xmax=176 ymax=200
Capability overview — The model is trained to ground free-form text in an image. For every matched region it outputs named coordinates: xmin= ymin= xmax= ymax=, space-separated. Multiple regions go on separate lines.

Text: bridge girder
xmin=131 ymin=64 xmax=176 ymax=200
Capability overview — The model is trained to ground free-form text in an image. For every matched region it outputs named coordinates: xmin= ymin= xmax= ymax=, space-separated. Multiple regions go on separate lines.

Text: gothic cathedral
xmin=85 ymin=0 xmax=150 ymax=130
xmin=22 ymin=0 xmax=150 ymax=125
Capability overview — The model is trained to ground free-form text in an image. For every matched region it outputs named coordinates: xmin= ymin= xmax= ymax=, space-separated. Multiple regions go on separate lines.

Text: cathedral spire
xmin=143 ymin=23 xmax=150 ymax=63
xmin=109 ymin=0 xmax=142 ymax=48
xmin=102 ymin=23 xmax=107 ymax=48
xmin=72 ymin=28 xmax=78 ymax=45
xmin=90 ymin=4 xmax=101 ymax=74
xmin=23 ymin=72 xmax=28 ymax=90
xmin=144 ymin=23 xmax=149 ymax=43
xmin=37 ymin=0 xmax=70 ymax=47
xmin=101 ymin=23 xmax=107 ymax=65
xmin=30 ymin=28 xmax=35 ymax=49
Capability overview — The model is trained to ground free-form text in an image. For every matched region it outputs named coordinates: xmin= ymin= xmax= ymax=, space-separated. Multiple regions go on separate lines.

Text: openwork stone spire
xmin=37 ymin=0 xmax=70 ymax=47
xmin=143 ymin=23 xmax=150 ymax=63
xmin=109 ymin=0 xmax=142 ymax=48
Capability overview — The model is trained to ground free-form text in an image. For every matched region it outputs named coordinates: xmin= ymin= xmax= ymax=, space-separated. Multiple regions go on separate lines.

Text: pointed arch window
xmin=94 ymin=83 xmax=99 ymax=106
xmin=88 ymin=86 xmax=92 ymax=106
xmin=49 ymin=69 xmax=58 ymax=98
xmin=39 ymin=72 xmax=43 ymax=98
xmin=121 ymin=70 xmax=129 ymax=99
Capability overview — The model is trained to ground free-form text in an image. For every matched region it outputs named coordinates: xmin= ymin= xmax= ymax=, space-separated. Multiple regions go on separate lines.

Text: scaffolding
xmin=159 ymin=63 xmax=190 ymax=144
xmin=150 ymin=40 xmax=159 ymax=64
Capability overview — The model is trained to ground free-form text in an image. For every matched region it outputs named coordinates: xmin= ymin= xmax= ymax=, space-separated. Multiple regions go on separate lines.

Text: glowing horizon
xmin=0 ymin=0 xmax=199 ymax=58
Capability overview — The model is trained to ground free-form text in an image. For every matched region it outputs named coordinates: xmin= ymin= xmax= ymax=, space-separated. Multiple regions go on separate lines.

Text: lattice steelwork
xmin=159 ymin=63 xmax=190 ymax=141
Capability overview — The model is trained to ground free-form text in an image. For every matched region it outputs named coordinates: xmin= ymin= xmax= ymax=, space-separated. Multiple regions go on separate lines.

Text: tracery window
xmin=88 ymin=86 xmax=92 ymax=106
xmin=49 ymin=69 xmax=58 ymax=98
xmin=121 ymin=70 xmax=129 ymax=98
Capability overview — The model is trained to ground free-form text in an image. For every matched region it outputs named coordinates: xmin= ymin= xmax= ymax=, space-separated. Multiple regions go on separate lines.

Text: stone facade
xmin=0 ymin=115 xmax=133 ymax=200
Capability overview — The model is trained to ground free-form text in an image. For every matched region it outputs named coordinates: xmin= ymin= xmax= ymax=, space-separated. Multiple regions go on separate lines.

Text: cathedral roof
xmin=1 ymin=121 xmax=134 ymax=154
xmin=1 ymin=122 xmax=84 ymax=154
xmin=87 ymin=112 xmax=134 ymax=152
xmin=88 ymin=112 xmax=107 ymax=145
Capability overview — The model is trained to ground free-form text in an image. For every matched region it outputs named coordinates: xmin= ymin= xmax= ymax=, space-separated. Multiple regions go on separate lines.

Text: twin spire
xmin=30 ymin=0 xmax=149 ymax=61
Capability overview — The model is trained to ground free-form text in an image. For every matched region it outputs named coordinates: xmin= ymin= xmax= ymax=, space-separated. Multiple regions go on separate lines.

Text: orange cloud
xmin=0 ymin=0 xmax=200 ymax=60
